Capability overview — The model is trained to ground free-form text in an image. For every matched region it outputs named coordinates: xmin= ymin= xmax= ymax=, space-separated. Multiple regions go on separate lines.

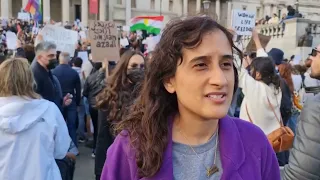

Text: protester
xmin=282 ymin=45 xmax=320 ymax=179
xmin=101 ymin=16 xmax=280 ymax=180
xmin=0 ymin=58 xmax=70 ymax=180
xmin=95 ymin=50 xmax=145 ymax=180
xmin=53 ymin=52 xmax=81 ymax=147
xmin=83 ymin=62 xmax=106 ymax=158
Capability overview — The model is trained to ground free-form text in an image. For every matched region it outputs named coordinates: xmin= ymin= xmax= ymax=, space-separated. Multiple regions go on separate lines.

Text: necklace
xmin=178 ymin=126 xmax=219 ymax=177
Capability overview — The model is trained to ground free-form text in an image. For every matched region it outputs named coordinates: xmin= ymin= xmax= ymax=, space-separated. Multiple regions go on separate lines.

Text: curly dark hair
xmin=96 ymin=50 xmax=144 ymax=123
xmin=114 ymin=16 xmax=242 ymax=178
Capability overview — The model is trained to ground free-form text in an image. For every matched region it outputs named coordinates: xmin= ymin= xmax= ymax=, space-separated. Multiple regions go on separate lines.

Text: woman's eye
xmin=221 ymin=62 xmax=232 ymax=68
xmin=194 ymin=63 xmax=207 ymax=68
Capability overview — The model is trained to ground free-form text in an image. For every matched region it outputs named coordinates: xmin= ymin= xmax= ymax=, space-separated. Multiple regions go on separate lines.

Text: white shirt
xmin=0 ymin=96 xmax=70 ymax=180
xmin=238 ymin=49 xmax=282 ymax=135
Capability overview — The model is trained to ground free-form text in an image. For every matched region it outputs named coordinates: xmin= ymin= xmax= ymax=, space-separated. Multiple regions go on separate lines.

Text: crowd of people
xmin=0 ymin=13 xmax=319 ymax=180
xmin=256 ymin=5 xmax=302 ymax=25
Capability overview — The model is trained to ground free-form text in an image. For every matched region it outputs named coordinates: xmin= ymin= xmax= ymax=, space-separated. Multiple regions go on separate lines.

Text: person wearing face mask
xmin=95 ymin=50 xmax=145 ymax=180
xmin=31 ymin=41 xmax=72 ymax=109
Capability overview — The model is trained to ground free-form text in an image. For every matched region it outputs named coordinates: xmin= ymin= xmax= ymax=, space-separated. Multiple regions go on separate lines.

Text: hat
xmin=268 ymin=48 xmax=284 ymax=65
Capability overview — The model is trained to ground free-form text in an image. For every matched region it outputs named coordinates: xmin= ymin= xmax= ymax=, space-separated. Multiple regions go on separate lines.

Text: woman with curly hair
xmin=94 ymin=50 xmax=145 ymax=180
xmin=100 ymin=16 xmax=280 ymax=180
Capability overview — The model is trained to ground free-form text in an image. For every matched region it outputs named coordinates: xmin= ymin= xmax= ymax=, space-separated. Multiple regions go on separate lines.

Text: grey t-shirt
xmin=172 ymin=133 xmax=223 ymax=180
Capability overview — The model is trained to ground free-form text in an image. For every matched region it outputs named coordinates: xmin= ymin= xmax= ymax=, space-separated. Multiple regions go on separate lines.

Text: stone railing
xmin=240 ymin=18 xmax=320 ymax=58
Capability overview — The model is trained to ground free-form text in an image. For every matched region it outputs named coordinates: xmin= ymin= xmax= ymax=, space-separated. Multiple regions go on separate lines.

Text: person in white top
xmin=238 ymin=30 xmax=282 ymax=135
xmin=0 ymin=58 xmax=71 ymax=180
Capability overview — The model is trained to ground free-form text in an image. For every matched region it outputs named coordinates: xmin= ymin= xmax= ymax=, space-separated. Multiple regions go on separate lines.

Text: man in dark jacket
xmin=52 ymin=52 xmax=81 ymax=147
xmin=282 ymin=44 xmax=320 ymax=179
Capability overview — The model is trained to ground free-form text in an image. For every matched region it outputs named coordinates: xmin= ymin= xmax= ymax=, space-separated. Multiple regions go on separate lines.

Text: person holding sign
xmin=101 ymin=16 xmax=280 ymax=180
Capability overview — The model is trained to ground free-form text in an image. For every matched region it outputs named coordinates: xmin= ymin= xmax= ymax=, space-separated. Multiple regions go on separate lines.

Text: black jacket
xmin=52 ymin=64 xmax=81 ymax=106
xmin=31 ymin=60 xmax=56 ymax=103
xmin=282 ymin=94 xmax=320 ymax=179
xmin=83 ymin=70 xmax=105 ymax=107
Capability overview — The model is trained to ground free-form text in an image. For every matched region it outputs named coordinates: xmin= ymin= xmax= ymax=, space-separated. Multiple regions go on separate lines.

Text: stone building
xmin=0 ymin=0 xmax=319 ymax=27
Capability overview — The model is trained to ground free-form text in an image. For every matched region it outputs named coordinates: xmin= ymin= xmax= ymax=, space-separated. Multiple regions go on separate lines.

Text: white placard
xmin=40 ymin=25 xmax=78 ymax=56
xmin=120 ymin=38 xmax=129 ymax=47
xmin=146 ymin=35 xmax=161 ymax=52
xmin=231 ymin=10 xmax=256 ymax=36
xmin=77 ymin=51 xmax=89 ymax=63
xmin=122 ymin=26 xmax=130 ymax=32
xmin=6 ymin=31 xmax=17 ymax=50
xmin=18 ymin=12 xmax=30 ymax=22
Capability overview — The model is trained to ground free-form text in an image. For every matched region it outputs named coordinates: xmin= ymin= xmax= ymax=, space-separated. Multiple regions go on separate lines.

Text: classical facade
xmin=0 ymin=0 xmax=320 ymax=27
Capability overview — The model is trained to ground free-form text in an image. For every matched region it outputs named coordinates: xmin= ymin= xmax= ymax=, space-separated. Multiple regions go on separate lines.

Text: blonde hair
xmin=0 ymin=58 xmax=40 ymax=99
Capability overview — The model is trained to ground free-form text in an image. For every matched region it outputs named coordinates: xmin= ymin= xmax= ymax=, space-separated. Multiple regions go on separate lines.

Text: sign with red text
xmin=88 ymin=20 xmax=120 ymax=62
xmin=231 ymin=10 xmax=256 ymax=36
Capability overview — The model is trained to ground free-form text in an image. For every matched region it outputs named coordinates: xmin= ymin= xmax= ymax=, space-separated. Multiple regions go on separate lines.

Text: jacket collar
xmin=148 ymin=115 xmax=246 ymax=179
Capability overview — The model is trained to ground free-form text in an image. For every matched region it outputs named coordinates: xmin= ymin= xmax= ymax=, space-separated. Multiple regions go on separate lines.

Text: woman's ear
xmin=163 ymin=77 xmax=176 ymax=94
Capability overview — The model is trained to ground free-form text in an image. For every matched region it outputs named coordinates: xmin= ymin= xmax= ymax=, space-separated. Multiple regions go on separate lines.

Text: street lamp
xmin=203 ymin=0 xmax=211 ymax=12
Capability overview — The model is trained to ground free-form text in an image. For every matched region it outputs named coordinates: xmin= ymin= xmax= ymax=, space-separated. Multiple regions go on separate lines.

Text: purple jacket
xmin=101 ymin=116 xmax=280 ymax=180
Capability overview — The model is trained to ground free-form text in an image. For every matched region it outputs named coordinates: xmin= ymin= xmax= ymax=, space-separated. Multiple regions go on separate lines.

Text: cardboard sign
xmin=246 ymin=34 xmax=271 ymax=52
xmin=232 ymin=10 xmax=256 ymax=36
xmin=40 ymin=25 xmax=78 ymax=56
xmin=88 ymin=20 xmax=119 ymax=62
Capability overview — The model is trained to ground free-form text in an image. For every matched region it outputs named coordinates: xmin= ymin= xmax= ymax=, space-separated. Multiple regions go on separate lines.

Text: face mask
xmin=127 ymin=68 xmax=144 ymax=84
xmin=47 ymin=59 xmax=58 ymax=70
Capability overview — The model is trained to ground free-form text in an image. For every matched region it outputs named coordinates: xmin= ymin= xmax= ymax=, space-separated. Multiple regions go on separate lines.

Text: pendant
xmin=207 ymin=165 xmax=219 ymax=177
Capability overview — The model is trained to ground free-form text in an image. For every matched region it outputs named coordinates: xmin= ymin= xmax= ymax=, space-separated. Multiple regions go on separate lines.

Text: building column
xmin=227 ymin=1 xmax=232 ymax=26
xmin=22 ymin=0 xmax=29 ymax=10
xmin=1 ymin=0 xmax=10 ymax=19
xmin=215 ymin=0 xmax=220 ymax=22
xmin=264 ymin=4 xmax=272 ymax=17
xmin=125 ymin=0 xmax=131 ymax=25
xmin=81 ymin=0 xmax=88 ymax=26
xmin=43 ymin=0 xmax=50 ymax=22
xmin=183 ymin=0 xmax=188 ymax=15
xmin=62 ymin=0 xmax=70 ymax=22
xmin=108 ymin=0 xmax=113 ymax=20
xmin=99 ymin=0 xmax=106 ymax=21
xmin=196 ymin=0 xmax=201 ymax=13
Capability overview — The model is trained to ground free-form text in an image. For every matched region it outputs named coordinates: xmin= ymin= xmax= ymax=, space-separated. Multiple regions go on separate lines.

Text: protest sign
xmin=18 ymin=12 xmax=30 ymax=22
xmin=6 ymin=31 xmax=17 ymax=50
xmin=40 ymin=25 xmax=78 ymax=56
xmin=77 ymin=51 xmax=89 ymax=63
xmin=88 ymin=20 xmax=120 ymax=62
xmin=232 ymin=10 xmax=256 ymax=36
xmin=246 ymin=34 xmax=271 ymax=52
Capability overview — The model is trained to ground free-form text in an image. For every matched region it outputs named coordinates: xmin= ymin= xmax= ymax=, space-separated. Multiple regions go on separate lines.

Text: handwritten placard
xmin=88 ymin=21 xmax=119 ymax=62
xmin=40 ymin=25 xmax=78 ymax=56
xmin=232 ymin=10 xmax=256 ymax=36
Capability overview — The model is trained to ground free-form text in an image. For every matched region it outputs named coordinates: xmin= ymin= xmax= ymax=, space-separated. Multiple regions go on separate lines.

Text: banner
xmin=88 ymin=20 xmax=120 ymax=62
xmin=231 ymin=10 xmax=256 ymax=36
xmin=90 ymin=0 xmax=98 ymax=14
xmin=40 ymin=25 xmax=78 ymax=56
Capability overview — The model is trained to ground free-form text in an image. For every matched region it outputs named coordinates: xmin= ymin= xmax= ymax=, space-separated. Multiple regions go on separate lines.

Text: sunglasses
xmin=309 ymin=48 xmax=320 ymax=57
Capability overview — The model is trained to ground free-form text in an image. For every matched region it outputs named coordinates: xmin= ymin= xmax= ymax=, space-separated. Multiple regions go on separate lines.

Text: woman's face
xmin=164 ymin=30 xmax=235 ymax=120
xmin=127 ymin=54 xmax=145 ymax=70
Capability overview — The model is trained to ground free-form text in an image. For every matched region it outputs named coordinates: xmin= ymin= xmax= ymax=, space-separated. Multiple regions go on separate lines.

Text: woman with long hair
xmin=0 ymin=58 xmax=70 ymax=180
xmin=101 ymin=16 xmax=280 ymax=180
xmin=95 ymin=50 xmax=145 ymax=180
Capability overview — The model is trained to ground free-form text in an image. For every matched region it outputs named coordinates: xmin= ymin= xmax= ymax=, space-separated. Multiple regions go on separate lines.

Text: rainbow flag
xmin=130 ymin=16 xmax=164 ymax=35
xmin=24 ymin=0 xmax=42 ymax=22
